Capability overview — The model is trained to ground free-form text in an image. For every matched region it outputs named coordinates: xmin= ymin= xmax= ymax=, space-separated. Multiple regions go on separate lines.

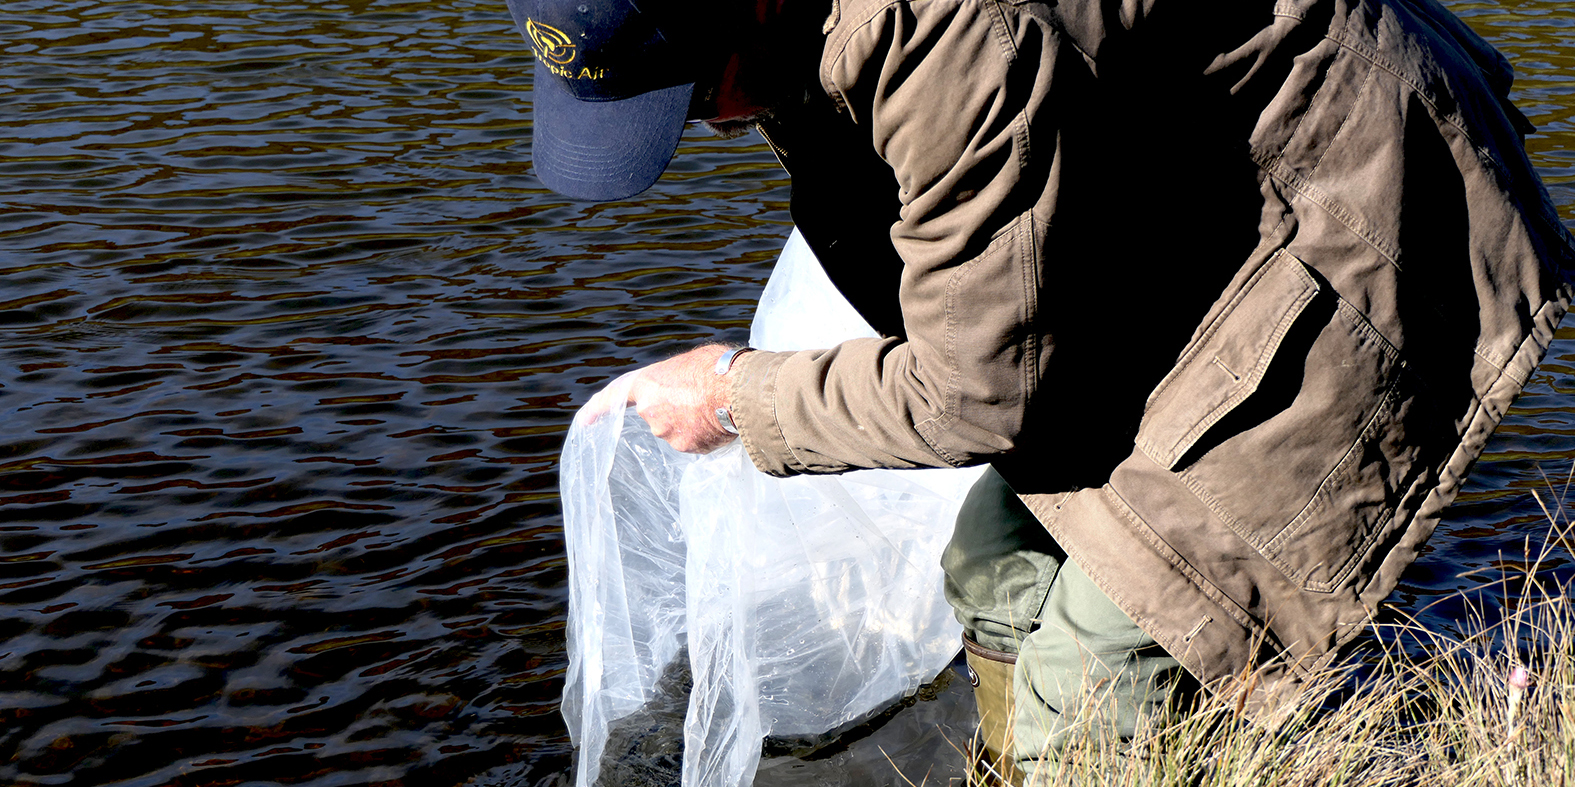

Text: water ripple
xmin=0 ymin=0 xmax=1570 ymax=784
xmin=0 ymin=0 xmax=785 ymax=784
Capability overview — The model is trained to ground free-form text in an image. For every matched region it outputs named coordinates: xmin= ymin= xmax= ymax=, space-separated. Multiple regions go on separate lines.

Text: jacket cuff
xmin=727 ymin=349 xmax=807 ymax=477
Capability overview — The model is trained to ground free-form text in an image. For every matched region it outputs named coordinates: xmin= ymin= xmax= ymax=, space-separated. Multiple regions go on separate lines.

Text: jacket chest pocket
xmin=1136 ymin=250 xmax=1434 ymax=593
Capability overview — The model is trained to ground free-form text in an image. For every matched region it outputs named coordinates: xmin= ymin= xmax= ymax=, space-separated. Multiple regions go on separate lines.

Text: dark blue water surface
xmin=0 ymin=1 xmax=1570 ymax=785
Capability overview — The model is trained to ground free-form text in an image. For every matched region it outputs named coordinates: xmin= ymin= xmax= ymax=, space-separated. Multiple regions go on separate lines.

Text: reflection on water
xmin=0 ymin=0 xmax=1569 ymax=784
xmin=0 ymin=1 xmax=784 ymax=784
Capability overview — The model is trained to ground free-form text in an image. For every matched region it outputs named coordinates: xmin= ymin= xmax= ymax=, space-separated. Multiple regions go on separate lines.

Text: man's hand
xmin=585 ymin=344 xmax=738 ymax=454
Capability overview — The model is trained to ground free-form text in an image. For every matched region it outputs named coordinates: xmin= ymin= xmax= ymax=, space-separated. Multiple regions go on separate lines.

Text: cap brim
xmin=531 ymin=66 xmax=693 ymax=202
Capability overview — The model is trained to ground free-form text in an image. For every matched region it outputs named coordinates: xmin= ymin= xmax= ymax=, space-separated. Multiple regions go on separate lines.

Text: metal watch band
xmin=715 ymin=407 xmax=740 ymax=435
xmin=714 ymin=346 xmax=752 ymax=375
xmin=714 ymin=347 xmax=750 ymax=436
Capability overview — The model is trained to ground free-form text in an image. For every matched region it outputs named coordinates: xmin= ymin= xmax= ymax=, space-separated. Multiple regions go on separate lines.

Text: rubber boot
xmin=964 ymin=636 xmax=1026 ymax=786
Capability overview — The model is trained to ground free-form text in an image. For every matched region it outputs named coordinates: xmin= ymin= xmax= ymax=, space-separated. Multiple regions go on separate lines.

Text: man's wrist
xmin=712 ymin=346 xmax=752 ymax=435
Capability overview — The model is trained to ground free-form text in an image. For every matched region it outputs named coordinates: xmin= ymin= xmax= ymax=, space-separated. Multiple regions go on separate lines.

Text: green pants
xmin=942 ymin=467 xmax=1190 ymax=778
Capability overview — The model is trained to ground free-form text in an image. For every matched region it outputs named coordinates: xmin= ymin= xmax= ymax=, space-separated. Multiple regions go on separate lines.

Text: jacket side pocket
xmin=1135 ymin=249 xmax=1435 ymax=593
xmin=1137 ymin=250 xmax=1321 ymax=470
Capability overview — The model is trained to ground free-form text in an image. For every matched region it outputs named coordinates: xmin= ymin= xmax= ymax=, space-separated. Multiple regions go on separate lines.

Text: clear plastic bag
xmin=560 ymin=229 xmax=983 ymax=787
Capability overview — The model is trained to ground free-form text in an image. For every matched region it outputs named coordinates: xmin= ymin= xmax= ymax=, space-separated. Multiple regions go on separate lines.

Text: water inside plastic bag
xmin=560 ymin=230 xmax=985 ymax=787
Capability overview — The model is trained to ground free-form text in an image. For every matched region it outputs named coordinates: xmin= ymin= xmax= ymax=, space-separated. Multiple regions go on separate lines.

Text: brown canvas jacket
xmin=729 ymin=0 xmax=1575 ymax=698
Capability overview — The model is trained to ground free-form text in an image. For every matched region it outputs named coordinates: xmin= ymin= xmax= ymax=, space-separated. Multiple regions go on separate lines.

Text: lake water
xmin=0 ymin=1 xmax=1570 ymax=785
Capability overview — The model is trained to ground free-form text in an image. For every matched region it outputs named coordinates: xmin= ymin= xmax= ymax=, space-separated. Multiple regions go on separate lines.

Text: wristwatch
xmin=714 ymin=347 xmax=752 ymax=436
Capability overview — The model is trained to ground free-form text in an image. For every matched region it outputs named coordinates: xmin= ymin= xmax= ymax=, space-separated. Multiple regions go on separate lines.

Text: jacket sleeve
xmin=728 ymin=1 xmax=1063 ymax=476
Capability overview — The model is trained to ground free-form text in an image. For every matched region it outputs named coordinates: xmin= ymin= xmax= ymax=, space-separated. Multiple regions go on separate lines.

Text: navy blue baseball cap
xmin=505 ymin=0 xmax=710 ymax=201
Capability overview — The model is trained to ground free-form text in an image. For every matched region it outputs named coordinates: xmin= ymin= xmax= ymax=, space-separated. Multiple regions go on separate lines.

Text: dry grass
xmin=967 ymin=483 xmax=1575 ymax=787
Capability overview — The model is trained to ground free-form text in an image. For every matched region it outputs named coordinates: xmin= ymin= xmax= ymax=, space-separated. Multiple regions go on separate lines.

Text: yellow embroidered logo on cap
xmin=525 ymin=19 xmax=576 ymax=65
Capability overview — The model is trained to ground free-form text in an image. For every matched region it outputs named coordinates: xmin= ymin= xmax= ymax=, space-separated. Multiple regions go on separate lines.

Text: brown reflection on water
xmin=0 ymin=0 xmax=1571 ymax=784
xmin=0 ymin=0 xmax=785 ymax=785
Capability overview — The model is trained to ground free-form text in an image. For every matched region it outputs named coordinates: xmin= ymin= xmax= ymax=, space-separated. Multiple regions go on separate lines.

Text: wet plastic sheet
xmin=561 ymin=229 xmax=982 ymax=787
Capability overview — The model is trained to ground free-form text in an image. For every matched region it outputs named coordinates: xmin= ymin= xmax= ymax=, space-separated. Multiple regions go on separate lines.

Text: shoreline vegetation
xmin=944 ymin=480 xmax=1575 ymax=787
